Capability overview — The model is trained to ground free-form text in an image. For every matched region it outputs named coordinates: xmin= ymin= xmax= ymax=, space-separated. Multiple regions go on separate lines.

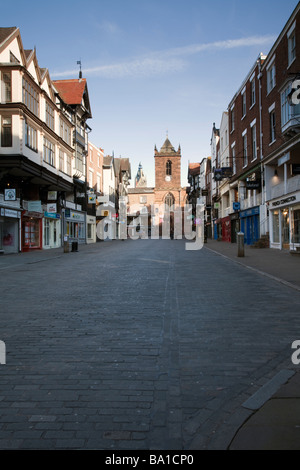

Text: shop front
xmin=86 ymin=215 xmax=96 ymax=244
xmin=221 ymin=216 xmax=231 ymax=242
xmin=240 ymin=206 xmax=260 ymax=246
xmin=21 ymin=211 xmax=43 ymax=251
xmin=269 ymin=192 xmax=300 ymax=251
xmin=0 ymin=207 xmax=21 ymax=254
xmin=63 ymin=208 xmax=86 ymax=248
xmin=43 ymin=212 xmax=61 ymax=249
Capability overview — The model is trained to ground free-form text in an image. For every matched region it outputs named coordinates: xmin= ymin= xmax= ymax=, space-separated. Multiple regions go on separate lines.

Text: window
xmin=242 ymin=91 xmax=246 ymax=117
xmin=76 ymin=147 xmax=84 ymax=173
xmin=25 ymin=121 xmax=37 ymax=151
xmin=165 ymin=193 xmax=175 ymax=208
xmin=43 ymin=138 xmax=55 ymax=166
xmin=270 ymin=110 xmax=276 ymax=143
xmin=267 ymin=60 xmax=276 ymax=94
xmin=292 ymin=209 xmax=300 ymax=243
xmin=1 ymin=72 xmax=11 ymax=103
xmin=166 ymin=160 xmax=172 ymax=176
xmin=251 ymin=124 xmax=257 ymax=160
xmin=230 ymin=106 xmax=235 ymax=132
xmin=59 ymin=150 xmax=64 ymax=172
xmin=10 ymin=51 xmax=20 ymax=64
xmin=66 ymin=154 xmax=72 ymax=176
xmin=97 ymin=174 xmax=101 ymax=192
xmin=272 ymin=210 xmax=280 ymax=243
xmin=231 ymin=143 xmax=236 ymax=175
xmin=1 ymin=116 xmax=12 ymax=147
xmin=45 ymin=102 xmax=54 ymax=130
xmin=281 ymin=82 xmax=300 ymax=129
xmin=242 ymin=132 xmax=248 ymax=167
xmin=59 ymin=118 xmax=71 ymax=145
xmin=89 ymin=170 xmax=93 ymax=189
xmin=250 ymin=78 xmax=256 ymax=107
xmin=22 ymin=77 xmax=39 ymax=116
xmin=288 ymin=22 xmax=296 ymax=66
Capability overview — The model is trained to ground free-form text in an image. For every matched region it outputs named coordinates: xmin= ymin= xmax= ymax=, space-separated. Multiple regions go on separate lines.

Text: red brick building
xmin=261 ymin=3 xmax=300 ymax=251
xmin=127 ymin=137 xmax=187 ymax=235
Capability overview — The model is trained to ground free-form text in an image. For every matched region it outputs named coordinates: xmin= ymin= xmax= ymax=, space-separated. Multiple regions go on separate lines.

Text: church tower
xmin=154 ymin=136 xmax=183 ymax=207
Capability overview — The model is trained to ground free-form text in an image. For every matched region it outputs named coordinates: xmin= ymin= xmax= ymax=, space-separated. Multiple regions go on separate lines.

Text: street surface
xmin=0 ymin=238 xmax=299 ymax=450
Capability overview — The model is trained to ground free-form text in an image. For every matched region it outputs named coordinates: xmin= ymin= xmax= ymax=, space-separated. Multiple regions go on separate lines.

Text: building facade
xmin=0 ymin=27 xmax=75 ymax=253
xmin=262 ymin=3 xmax=300 ymax=251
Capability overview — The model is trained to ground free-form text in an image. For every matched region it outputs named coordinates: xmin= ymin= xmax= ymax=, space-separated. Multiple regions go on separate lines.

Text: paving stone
xmin=0 ymin=239 xmax=299 ymax=449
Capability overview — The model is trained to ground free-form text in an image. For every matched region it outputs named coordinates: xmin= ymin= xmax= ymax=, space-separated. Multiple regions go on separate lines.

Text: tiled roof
xmin=0 ymin=27 xmax=17 ymax=46
xmin=52 ymin=78 xmax=87 ymax=105
xmin=188 ymin=163 xmax=200 ymax=176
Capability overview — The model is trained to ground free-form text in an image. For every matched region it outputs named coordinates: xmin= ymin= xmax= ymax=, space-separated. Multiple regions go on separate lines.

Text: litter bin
xmin=71 ymin=241 xmax=78 ymax=252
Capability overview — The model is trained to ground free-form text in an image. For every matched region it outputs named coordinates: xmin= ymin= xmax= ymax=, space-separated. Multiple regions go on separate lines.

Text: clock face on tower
xmin=165 ymin=175 xmax=171 ymax=182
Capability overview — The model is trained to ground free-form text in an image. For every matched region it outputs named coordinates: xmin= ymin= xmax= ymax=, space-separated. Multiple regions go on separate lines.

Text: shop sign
xmin=88 ymin=194 xmax=96 ymax=204
xmin=47 ymin=191 xmax=57 ymax=201
xmin=246 ymin=180 xmax=261 ymax=189
xmin=22 ymin=211 xmax=43 ymax=218
xmin=233 ymin=202 xmax=240 ymax=211
xmin=240 ymin=206 xmax=260 ymax=218
xmin=28 ymin=201 xmax=42 ymax=213
xmin=271 ymin=194 xmax=298 ymax=208
xmin=222 ymin=167 xmax=233 ymax=178
xmin=47 ymin=203 xmax=57 ymax=213
xmin=67 ymin=211 xmax=85 ymax=222
xmin=4 ymin=188 xmax=16 ymax=201
xmin=44 ymin=212 xmax=60 ymax=219
xmin=1 ymin=208 xmax=20 ymax=218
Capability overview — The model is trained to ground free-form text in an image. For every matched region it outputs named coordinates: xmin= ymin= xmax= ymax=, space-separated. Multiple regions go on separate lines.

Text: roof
xmin=159 ymin=137 xmax=176 ymax=154
xmin=128 ymin=187 xmax=154 ymax=194
xmin=188 ymin=163 xmax=200 ymax=176
xmin=0 ymin=27 xmax=17 ymax=47
xmin=103 ymin=156 xmax=113 ymax=167
xmin=52 ymin=78 xmax=87 ymax=106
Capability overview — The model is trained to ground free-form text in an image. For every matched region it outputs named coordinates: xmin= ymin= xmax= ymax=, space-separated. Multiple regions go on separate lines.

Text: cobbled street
xmin=0 ymin=238 xmax=299 ymax=450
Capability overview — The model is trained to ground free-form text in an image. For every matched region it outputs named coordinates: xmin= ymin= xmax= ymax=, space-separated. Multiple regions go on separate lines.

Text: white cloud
xmin=52 ymin=35 xmax=276 ymax=79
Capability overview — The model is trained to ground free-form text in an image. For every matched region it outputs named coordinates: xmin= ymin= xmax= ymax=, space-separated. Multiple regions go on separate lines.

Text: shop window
xmin=292 ymin=209 xmax=300 ymax=244
xmin=272 ymin=210 xmax=280 ymax=243
xmin=44 ymin=219 xmax=50 ymax=246
xmin=23 ymin=218 xmax=40 ymax=249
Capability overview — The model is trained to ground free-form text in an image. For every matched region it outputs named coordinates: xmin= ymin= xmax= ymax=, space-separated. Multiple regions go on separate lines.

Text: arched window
xmin=164 ymin=193 xmax=175 ymax=208
xmin=166 ymin=160 xmax=172 ymax=176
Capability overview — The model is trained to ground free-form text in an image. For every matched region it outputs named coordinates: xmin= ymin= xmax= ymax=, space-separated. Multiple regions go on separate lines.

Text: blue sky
xmin=2 ymin=0 xmax=299 ymax=186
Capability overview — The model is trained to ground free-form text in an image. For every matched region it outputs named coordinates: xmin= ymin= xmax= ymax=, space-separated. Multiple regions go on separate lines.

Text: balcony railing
xmin=270 ymin=175 xmax=300 ymax=200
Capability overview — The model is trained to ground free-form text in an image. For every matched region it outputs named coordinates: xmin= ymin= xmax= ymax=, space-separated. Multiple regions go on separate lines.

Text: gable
xmin=0 ymin=29 xmax=26 ymax=66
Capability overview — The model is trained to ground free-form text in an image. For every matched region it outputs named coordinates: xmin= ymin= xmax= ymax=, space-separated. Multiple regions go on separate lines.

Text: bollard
xmin=237 ymin=232 xmax=244 ymax=257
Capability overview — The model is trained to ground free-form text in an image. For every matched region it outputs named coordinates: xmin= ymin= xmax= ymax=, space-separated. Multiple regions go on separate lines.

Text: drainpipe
xmin=258 ymin=54 xmax=266 ymax=236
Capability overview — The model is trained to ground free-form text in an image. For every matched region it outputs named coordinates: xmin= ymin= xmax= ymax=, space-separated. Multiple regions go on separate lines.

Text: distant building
xmin=127 ymin=136 xmax=187 ymax=236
